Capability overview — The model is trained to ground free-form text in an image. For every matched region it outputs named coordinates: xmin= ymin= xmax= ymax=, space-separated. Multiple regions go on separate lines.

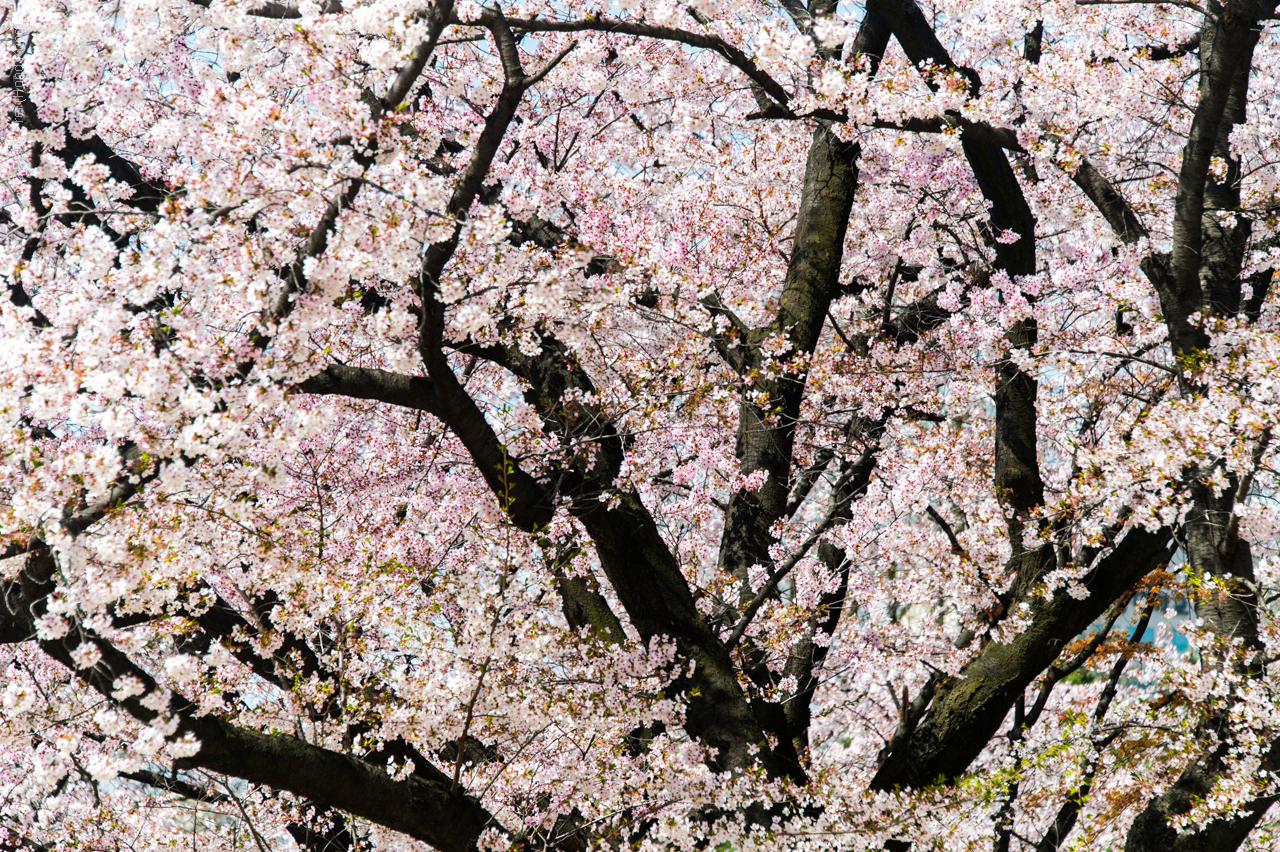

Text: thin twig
xmin=1094 ymin=597 xmax=1156 ymax=723
xmin=826 ymin=309 xmax=860 ymax=354
xmin=1024 ymin=591 xmax=1136 ymax=731
xmin=925 ymin=505 xmax=967 ymax=556
xmin=724 ymin=467 xmax=857 ymax=651
xmin=1063 ymin=349 xmax=1175 ymax=374
xmin=453 ymin=659 xmax=489 ymax=794
xmin=211 ymin=774 xmax=272 ymax=852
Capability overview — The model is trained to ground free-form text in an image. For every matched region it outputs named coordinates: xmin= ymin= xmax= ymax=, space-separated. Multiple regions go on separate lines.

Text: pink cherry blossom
xmin=2 ymin=1 xmax=1279 ymax=851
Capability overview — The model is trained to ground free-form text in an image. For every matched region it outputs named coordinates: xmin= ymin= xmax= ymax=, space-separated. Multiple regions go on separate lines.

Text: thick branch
xmin=1160 ymin=6 xmax=1272 ymax=357
xmin=718 ymin=12 xmax=891 ymax=603
xmin=870 ymin=0 xmax=1050 ymax=623
xmin=297 ymin=365 xmax=439 ymax=411
xmin=872 ymin=525 xmax=1174 ymax=790
xmin=458 ymin=333 xmax=787 ymax=777
xmin=1 ymin=571 xmax=505 ymax=852
xmin=723 ymin=466 xmax=859 ymax=652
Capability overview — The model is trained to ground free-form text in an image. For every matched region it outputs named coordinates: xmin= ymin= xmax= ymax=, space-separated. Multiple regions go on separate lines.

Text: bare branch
xmin=120 ymin=770 xmax=226 ymax=804
xmin=476 ymin=12 xmax=795 ymax=110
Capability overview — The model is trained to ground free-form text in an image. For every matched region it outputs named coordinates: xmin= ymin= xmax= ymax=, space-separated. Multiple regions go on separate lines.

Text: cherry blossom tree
xmin=3 ymin=0 xmax=1280 ymax=850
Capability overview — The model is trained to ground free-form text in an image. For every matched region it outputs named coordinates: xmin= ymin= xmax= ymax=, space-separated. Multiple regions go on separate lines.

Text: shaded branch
xmin=1023 ymin=591 xmax=1136 ymax=732
xmin=63 ymin=444 xmax=166 ymax=537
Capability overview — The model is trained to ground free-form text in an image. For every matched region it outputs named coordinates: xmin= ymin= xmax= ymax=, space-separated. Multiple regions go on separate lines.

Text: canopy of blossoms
xmin=2 ymin=1 xmax=1280 ymax=851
